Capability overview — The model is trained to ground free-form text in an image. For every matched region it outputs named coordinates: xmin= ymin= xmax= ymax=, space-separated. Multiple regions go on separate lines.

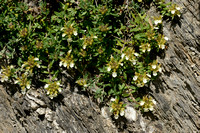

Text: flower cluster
xmin=81 ymin=35 xmax=97 ymax=49
xmin=156 ymin=34 xmax=168 ymax=50
xmin=22 ymin=56 xmax=40 ymax=74
xmin=169 ymin=4 xmax=181 ymax=17
xmin=107 ymin=56 xmax=122 ymax=78
xmin=139 ymin=95 xmax=157 ymax=112
xmin=59 ymin=50 xmax=75 ymax=69
xmin=133 ymin=72 xmax=151 ymax=87
xmin=0 ymin=65 xmax=14 ymax=82
xmin=19 ymin=28 xmax=28 ymax=38
xmin=121 ymin=47 xmax=138 ymax=65
xmin=15 ymin=73 xmax=31 ymax=94
xmin=110 ymin=98 xmax=125 ymax=119
xmin=44 ymin=81 xmax=62 ymax=99
xmin=140 ymin=43 xmax=151 ymax=53
xmin=153 ymin=15 xmax=162 ymax=29
xmin=99 ymin=24 xmax=109 ymax=32
xmin=35 ymin=40 xmax=43 ymax=49
xmin=62 ymin=23 xmax=77 ymax=42
xmin=76 ymin=78 xmax=87 ymax=88
xmin=99 ymin=6 xmax=108 ymax=15
xmin=154 ymin=0 xmax=181 ymax=19
xmin=149 ymin=60 xmax=162 ymax=76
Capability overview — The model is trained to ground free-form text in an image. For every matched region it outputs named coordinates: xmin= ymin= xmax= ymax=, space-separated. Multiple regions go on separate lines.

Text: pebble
xmin=125 ymin=106 xmax=137 ymax=122
xmin=36 ymin=108 xmax=46 ymax=115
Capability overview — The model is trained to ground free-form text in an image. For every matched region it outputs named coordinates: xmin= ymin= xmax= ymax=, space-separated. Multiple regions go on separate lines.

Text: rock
xmin=36 ymin=108 xmax=46 ymax=115
xmin=26 ymin=93 xmax=46 ymax=107
xmin=29 ymin=100 xmax=39 ymax=110
xmin=124 ymin=106 xmax=137 ymax=122
xmin=45 ymin=108 xmax=53 ymax=122
xmin=101 ymin=106 xmax=111 ymax=119
xmin=0 ymin=0 xmax=199 ymax=132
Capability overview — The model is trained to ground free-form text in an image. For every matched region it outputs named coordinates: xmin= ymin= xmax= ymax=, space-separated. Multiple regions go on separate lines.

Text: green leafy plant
xmin=0 ymin=0 xmax=180 ymax=118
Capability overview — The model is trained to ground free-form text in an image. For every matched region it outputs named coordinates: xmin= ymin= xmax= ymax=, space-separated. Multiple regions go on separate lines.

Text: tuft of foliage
xmin=0 ymin=0 xmax=180 ymax=118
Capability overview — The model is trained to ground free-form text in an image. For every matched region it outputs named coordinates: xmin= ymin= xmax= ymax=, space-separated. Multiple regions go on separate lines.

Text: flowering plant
xmin=0 ymin=0 xmax=180 ymax=117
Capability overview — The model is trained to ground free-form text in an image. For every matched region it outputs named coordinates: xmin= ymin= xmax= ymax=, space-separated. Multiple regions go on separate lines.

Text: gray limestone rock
xmin=0 ymin=0 xmax=199 ymax=132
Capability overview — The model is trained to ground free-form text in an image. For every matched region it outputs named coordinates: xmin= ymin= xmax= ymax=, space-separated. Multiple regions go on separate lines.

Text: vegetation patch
xmin=0 ymin=0 xmax=181 ymax=119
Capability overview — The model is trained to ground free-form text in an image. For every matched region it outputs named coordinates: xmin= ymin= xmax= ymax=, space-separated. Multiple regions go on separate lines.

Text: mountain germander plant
xmin=0 ymin=0 xmax=181 ymax=119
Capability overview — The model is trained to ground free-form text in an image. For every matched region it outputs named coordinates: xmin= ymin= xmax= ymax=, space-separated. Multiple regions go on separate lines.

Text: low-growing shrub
xmin=0 ymin=0 xmax=180 ymax=118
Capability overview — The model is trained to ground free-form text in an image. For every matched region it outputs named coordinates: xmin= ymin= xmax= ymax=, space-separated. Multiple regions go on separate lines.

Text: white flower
xmin=149 ymin=105 xmax=154 ymax=111
xmin=147 ymin=73 xmax=151 ymax=78
xmin=121 ymin=53 xmax=125 ymax=59
xmin=164 ymin=37 xmax=169 ymax=41
xmin=83 ymin=84 xmax=87 ymax=87
xmin=73 ymin=30 xmax=78 ymax=36
xmin=93 ymin=36 xmax=98 ymax=39
xmin=120 ymin=63 xmax=123 ymax=66
xmin=154 ymin=26 xmax=159 ymax=29
xmin=34 ymin=58 xmax=39 ymax=61
xmin=112 ymin=72 xmax=117 ymax=77
xmin=140 ymin=101 xmax=145 ymax=106
xmin=152 ymin=99 xmax=157 ymax=105
xmin=171 ymin=10 xmax=175 ymax=14
xmin=59 ymin=62 xmax=62 ymax=67
xmin=133 ymin=76 xmax=138 ymax=81
xmin=62 ymin=33 xmax=66 ymax=37
xmin=152 ymin=65 xmax=157 ymax=69
xmin=14 ymin=80 xmax=19 ymax=84
xmin=44 ymin=84 xmax=49 ymax=89
xmin=158 ymin=67 xmax=162 ymax=72
xmin=107 ymin=66 xmax=111 ymax=72
xmin=132 ymin=60 xmax=136 ymax=65
xmin=22 ymin=90 xmax=26 ymax=95
xmin=27 ymin=84 xmax=31 ymax=89
xmin=120 ymin=110 xmax=125 ymax=116
xmin=67 ymin=38 xmax=72 ymax=42
xmin=56 ymin=82 xmax=60 ymax=86
xmin=154 ymin=20 xmax=162 ymax=25
xmin=176 ymin=6 xmax=181 ymax=10
xmin=63 ymin=62 xmax=67 ymax=67
xmin=147 ymin=48 xmax=151 ymax=52
xmin=70 ymin=62 xmax=75 ymax=68
xmin=143 ymin=108 xmax=149 ymax=112
xmin=37 ymin=64 xmax=40 ymax=68
xmin=83 ymin=45 xmax=86 ymax=49
xmin=143 ymin=78 xmax=148 ymax=84
xmin=125 ymin=56 xmax=129 ymax=60
xmin=134 ymin=53 xmax=139 ymax=57
xmin=160 ymin=44 xmax=165 ymax=49
xmin=114 ymin=114 xmax=119 ymax=119
xmin=153 ymin=71 xmax=157 ymax=76
xmin=58 ymin=88 xmax=62 ymax=93
xmin=110 ymin=97 xmax=115 ymax=102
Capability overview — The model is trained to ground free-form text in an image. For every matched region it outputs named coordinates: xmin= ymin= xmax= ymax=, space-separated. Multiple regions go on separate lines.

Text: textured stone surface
xmin=0 ymin=0 xmax=199 ymax=132
xmin=149 ymin=0 xmax=200 ymax=132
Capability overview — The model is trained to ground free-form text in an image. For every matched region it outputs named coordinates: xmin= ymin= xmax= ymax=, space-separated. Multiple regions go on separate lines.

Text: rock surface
xmin=0 ymin=0 xmax=199 ymax=132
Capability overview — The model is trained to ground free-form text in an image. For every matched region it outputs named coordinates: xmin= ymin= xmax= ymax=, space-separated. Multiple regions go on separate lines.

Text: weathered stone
xmin=124 ymin=106 xmax=137 ymax=122
xmin=0 ymin=0 xmax=199 ymax=132
xmin=36 ymin=108 xmax=46 ymax=115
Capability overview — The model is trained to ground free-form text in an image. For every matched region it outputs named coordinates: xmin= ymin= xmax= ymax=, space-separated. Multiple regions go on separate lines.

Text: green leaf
xmin=130 ymin=27 xmax=140 ymax=32
xmin=134 ymin=33 xmax=146 ymax=40
xmin=122 ymin=92 xmax=130 ymax=97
